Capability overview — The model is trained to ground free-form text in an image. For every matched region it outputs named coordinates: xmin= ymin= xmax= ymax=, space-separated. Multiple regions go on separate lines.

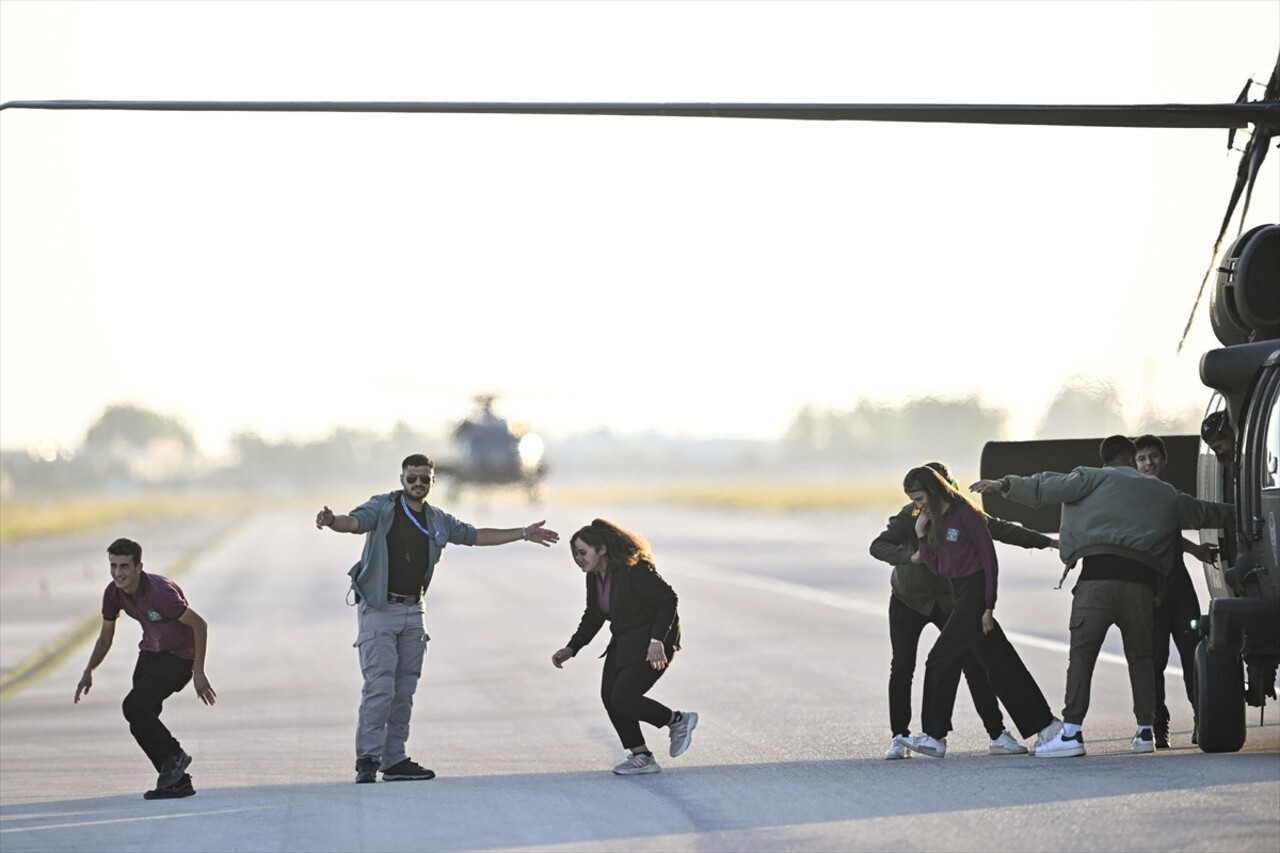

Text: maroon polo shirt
xmin=101 ymin=571 xmax=196 ymax=660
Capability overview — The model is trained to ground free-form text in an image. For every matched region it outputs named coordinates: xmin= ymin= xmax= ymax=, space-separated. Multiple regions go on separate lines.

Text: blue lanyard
xmin=399 ymin=494 xmax=437 ymax=541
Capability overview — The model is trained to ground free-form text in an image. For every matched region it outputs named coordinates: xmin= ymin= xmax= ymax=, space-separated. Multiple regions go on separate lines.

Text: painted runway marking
xmin=0 ymin=805 xmax=274 ymax=834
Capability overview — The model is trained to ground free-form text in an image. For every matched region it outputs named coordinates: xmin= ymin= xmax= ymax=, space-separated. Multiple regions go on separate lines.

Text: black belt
xmin=387 ymin=592 xmax=422 ymax=605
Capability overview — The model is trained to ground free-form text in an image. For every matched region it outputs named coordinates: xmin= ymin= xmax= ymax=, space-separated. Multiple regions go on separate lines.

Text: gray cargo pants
xmin=354 ymin=601 xmax=428 ymax=769
xmin=1063 ymin=579 xmax=1155 ymax=727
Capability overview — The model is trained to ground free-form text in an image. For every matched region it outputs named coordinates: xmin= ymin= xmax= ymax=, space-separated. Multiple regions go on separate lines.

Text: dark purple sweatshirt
xmin=916 ymin=500 xmax=1000 ymax=609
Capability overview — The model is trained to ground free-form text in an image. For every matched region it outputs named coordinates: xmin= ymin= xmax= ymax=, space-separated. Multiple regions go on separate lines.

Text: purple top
xmin=595 ymin=570 xmax=613 ymax=616
xmin=917 ymin=500 xmax=1000 ymax=609
xmin=101 ymin=571 xmax=195 ymax=660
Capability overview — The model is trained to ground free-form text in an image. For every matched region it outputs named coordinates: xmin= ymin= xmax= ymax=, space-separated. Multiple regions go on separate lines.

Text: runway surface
xmin=1 ymin=499 xmax=1277 ymax=852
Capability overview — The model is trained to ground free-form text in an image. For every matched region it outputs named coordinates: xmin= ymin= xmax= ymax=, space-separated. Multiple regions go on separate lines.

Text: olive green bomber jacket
xmin=1000 ymin=465 xmax=1234 ymax=580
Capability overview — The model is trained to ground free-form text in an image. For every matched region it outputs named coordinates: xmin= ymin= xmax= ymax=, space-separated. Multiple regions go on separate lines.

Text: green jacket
xmin=1001 ymin=465 xmax=1234 ymax=580
xmin=869 ymin=502 xmax=1054 ymax=616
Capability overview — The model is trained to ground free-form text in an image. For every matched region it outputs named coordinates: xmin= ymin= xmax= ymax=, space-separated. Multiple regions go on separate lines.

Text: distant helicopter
xmin=433 ymin=394 xmax=547 ymax=503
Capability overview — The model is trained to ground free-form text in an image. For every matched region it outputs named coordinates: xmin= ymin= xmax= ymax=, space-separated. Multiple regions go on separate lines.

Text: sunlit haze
xmin=2 ymin=0 xmax=1277 ymax=459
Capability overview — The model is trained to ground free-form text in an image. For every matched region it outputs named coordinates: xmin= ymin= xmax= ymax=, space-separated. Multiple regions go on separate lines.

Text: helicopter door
xmin=1249 ymin=365 xmax=1280 ymax=598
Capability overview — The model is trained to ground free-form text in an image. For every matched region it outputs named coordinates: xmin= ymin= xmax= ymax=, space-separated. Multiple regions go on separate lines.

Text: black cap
xmin=1201 ymin=411 xmax=1233 ymax=442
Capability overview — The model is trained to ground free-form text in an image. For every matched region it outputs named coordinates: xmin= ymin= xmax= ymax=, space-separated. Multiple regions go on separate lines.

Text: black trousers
xmin=888 ymin=594 xmax=1005 ymax=739
xmin=123 ymin=651 xmax=193 ymax=771
xmin=921 ymin=573 xmax=1054 ymax=740
xmin=1152 ymin=565 xmax=1201 ymax=733
xmin=600 ymin=654 xmax=672 ymax=751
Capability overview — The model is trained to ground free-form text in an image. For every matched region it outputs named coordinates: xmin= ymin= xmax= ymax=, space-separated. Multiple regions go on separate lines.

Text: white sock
xmin=1062 ymin=723 xmax=1081 ymax=737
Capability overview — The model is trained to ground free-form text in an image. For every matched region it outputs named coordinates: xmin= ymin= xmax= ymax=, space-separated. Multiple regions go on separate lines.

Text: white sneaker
xmin=1033 ymin=729 xmax=1086 ymax=758
xmin=988 ymin=729 xmax=1029 ymax=755
xmin=1030 ymin=718 xmax=1064 ymax=755
xmin=898 ymin=733 xmax=946 ymax=758
xmin=1131 ymin=728 xmax=1156 ymax=754
xmin=612 ymin=752 xmax=661 ymax=775
xmin=884 ymin=737 xmax=912 ymax=760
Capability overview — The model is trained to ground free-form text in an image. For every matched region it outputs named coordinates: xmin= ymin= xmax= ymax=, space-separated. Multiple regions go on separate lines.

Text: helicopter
xmin=433 ymin=393 xmax=548 ymax=503
xmin=1 ymin=53 xmax=1278 ymax=751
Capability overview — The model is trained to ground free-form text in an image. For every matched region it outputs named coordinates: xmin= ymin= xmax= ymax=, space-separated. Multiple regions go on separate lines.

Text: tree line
xmin=1 ymin=383 xmax=1203 ymax=499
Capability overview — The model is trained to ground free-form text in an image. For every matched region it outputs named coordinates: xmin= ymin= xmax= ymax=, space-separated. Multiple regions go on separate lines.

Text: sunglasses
xmin=404 ymin=474 xmax=434 ymax=484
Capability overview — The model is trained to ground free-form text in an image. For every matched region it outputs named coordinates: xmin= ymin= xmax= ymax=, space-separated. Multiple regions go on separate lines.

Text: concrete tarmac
xmin=1 ymin=501 xmax=1277 ymax=852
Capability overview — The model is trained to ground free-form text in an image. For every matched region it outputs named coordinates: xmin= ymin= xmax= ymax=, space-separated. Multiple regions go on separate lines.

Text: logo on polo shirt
xmin=147 ymin=610 xmax=163 ymax=622
xmin=945 ymin=527 xmax=960 ymax=543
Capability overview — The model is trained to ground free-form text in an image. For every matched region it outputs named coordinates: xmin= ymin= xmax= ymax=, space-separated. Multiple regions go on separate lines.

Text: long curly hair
xmin=570 ymin=518 xmax=654 ymax=572
xmin=902 ymin=465 xmax=984 ymax=551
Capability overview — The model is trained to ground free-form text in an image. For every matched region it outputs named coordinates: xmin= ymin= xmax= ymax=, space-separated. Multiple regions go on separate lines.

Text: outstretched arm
xmin=475 ymin=521 xmax=560 ymax=547
xmin=987 ymin=516 xmax=1055 ymax=550
xmin=75 ymin=619 xmax=116 ymax=703
xmin=1183 ymin=536 xmax=1215 ymax=563
xmin=316 ymin=506 xmax=359 ymax=533
xmin=177 ymin=608 xmax=217 ymax=706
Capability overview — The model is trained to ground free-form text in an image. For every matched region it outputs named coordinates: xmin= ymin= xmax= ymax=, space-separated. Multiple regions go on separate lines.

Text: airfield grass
xmin=0 ymin=493 xmax=262 ymax=543
xmin=1 ymin=479 xmax=904 ymax=543
xmin=550 ymin=479 xmax=905 ymax=513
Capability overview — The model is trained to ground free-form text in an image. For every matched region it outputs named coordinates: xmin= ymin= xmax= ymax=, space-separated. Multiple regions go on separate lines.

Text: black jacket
xmin=567 ymin=560 xmax=681 ymax=666
xmin=869 ymin=502 xmax=1054 ymax=615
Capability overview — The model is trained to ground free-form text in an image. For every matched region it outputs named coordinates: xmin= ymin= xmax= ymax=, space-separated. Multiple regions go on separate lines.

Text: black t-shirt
xmin=386 ymin=500 xmax=432 ymax=597
xmin=1078 ymin=553 xmax=1156 ymax=589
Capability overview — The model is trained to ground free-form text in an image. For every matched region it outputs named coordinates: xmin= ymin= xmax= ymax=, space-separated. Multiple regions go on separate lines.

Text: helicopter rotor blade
xmin=1176 ymin=53 xmax=1280 ymax=353
xmin=1 ymin=99 xmax=1277 ymax=129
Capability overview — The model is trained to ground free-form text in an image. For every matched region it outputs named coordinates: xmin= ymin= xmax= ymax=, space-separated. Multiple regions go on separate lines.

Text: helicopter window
xmin=1263 ymin=384 xmax=1280 ymax=491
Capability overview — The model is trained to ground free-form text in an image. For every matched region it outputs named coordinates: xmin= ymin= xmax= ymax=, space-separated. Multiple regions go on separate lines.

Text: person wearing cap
xmin=316 ymin=453 xmax=559 ymax=784
xmin=1200 ymin=411 xmax=1236 ymax=464
xmin=1199 ymin=411 xmax=1240 ymax=568
xmin=870 ymin=460 xmax=1058 ymax=760
xmin=972 ymin=435 xmax=1235 ymax=758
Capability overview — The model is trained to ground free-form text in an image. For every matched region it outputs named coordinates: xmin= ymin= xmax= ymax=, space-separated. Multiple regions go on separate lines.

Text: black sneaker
xmin=382 ymin=758 xmax=435 ymax=781
xmin=144 ymin=773 xmax=195 ymax=800
xmin=355 ymin=757 xmax=379 ymax=784
xmin=1155 ymin=729 xmax=1171 ymax=749
xmin=156 ymin=749 xmax=192 ymax=790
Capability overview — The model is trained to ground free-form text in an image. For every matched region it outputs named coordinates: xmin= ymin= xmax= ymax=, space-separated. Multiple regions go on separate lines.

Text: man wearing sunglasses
xmin=316 ymin=453 xmax=559 ymax=783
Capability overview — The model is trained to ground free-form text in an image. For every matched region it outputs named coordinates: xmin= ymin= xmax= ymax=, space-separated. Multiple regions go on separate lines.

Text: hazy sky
xmin=1 ymin=0 xmax=1277 ymax=457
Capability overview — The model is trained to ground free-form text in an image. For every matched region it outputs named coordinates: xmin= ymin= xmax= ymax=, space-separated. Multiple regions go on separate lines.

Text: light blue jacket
xmin=345 ymin=491 xmax=477 ymax=608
